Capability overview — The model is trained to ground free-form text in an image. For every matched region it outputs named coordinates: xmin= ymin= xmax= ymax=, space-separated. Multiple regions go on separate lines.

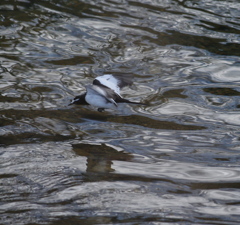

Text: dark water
xmin=1 ymin=0 xmax=240 ymax=224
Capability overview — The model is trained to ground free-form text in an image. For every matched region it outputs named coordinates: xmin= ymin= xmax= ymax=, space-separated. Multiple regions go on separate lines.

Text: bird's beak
xmin=68 ymin=100 xmax=74 ymax=106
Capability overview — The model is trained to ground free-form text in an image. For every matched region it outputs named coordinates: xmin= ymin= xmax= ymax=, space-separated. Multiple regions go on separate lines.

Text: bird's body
xmin=69 ymin=74 xmax=144 ymax=112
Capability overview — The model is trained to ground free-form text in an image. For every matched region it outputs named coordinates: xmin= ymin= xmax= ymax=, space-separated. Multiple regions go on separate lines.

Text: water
xmin=1 ymin=0 xmax=240 ymax=224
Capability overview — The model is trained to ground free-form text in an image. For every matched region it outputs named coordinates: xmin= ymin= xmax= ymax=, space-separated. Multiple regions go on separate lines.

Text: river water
xmin=1 ymin=0 xmax=240 ymax=224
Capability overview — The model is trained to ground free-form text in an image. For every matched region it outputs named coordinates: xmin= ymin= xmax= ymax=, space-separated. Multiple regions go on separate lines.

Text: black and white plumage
xmin=69 ymin=74 xmax=144 ymax=112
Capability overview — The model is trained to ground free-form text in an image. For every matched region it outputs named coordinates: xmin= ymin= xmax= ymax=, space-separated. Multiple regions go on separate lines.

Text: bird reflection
xmin=86 ymin=154 xmax=114 ymax=173
xmin=72 ymin=143 xmax=133 ymax=174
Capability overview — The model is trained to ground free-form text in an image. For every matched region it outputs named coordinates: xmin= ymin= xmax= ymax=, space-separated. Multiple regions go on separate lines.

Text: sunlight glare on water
xmin=1 ymin=0 xmax=240 ymax=224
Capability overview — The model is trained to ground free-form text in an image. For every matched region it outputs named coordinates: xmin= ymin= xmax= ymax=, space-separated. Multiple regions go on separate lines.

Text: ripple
xmin=201 ymin=190 xmax=240 ymax=202
xmin=113 ymin=160 xmax=240 ymax=182
xmin=140 ymin=100 xmax=211 ymax=119
xmin=198 ymin=63 xmax=240 ymax=83
xmin=196 ymin=205 xmax=240 ymax=216
xmin=1 ymin=0 xmax=240 ymax=224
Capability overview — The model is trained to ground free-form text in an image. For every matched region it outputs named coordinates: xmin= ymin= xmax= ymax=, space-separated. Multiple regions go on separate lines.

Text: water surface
xmin=1 ymin=0 xmax=240 ymax=224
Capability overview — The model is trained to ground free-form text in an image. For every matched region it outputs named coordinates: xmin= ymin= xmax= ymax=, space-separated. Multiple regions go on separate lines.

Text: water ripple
xmin=113 ymin=160 xmax=240 ymax=182
xmin=1 ymin=0 xmax=240 ymax=224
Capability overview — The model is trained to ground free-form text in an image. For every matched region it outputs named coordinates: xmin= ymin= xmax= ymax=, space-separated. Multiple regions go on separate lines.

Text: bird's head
xmin=69 ymin=93 xmax=88 ymax=105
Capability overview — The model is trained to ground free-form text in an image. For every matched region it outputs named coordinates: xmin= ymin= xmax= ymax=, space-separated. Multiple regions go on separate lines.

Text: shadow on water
xmin=0 ymin=107 xmax=206 ymax=147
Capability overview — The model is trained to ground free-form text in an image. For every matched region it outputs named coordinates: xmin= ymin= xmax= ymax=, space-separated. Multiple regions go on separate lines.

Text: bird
xmin=69 ymin=74 xmax=145 ymax=112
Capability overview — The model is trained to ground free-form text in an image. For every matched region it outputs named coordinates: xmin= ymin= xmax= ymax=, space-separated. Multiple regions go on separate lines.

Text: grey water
xmin=1 ymin=0 xmax=240 ymax=224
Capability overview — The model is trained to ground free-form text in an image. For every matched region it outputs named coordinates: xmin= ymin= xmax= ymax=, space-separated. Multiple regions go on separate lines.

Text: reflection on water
xmin=1 ymin=0 xmax=240 ymax=224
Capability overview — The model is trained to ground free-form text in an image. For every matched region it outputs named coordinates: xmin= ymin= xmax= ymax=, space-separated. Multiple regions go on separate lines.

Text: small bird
xmin=69 ymin=74 xmax=145 ymax=112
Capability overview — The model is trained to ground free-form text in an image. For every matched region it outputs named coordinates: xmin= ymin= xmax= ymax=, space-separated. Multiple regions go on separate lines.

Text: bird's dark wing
xmin=110 ymin=73 xmax=133 ymax=88
xmin=86 ymin=85 xmax=118 ymax=106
